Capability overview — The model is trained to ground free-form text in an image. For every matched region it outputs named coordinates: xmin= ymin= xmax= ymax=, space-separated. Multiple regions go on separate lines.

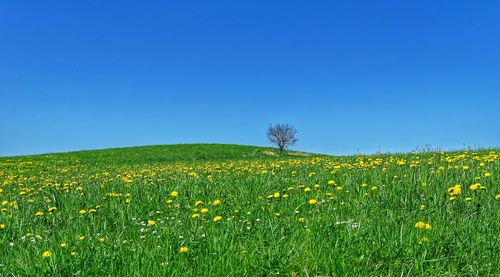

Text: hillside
xmin=0 ymin=145 xmax=498 ymax=275
xmin=0 ymin=144 xmax=315 ymax=164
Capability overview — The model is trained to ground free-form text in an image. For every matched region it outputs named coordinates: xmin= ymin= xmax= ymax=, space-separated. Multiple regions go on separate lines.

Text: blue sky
xmin=1 ymin=1 xmax=499 ymax=156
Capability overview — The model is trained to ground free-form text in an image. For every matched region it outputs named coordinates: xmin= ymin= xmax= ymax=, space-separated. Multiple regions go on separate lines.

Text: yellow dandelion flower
xmin=79 ymin=236 xmax=85 ymax=241
xmin=282 ymin=194 xmax=289 ymax=198
xmin=166 ymin=199 xmax=173 ymax=204
xmin=195 ymin=200 xmax=203 ymax=206
xmin=469 ymin=183 xmax=480 ymax=191
xmin=42 ymin=251 xmax=52 ymax=258
xmin=191 ymin=213 xmax=200 ymax=218
xmin=420 ymin=205 xmax=426 ymax=210
xmin=496 ymin=194 xmax=500 ymax=200
xmin=60 ymin=243 xmax=67 ymax=248
xmin=298 ymin=217 xmax=305 ymax=222
xmin=304 ymin=187 xmax=311 ymax=192
xmin=414 ymin=221 xmax=426 ymax=229
xmin=201 ymin=208 xmax=209 ymax=214
xmin=464 ymin=197 xmax=472 ymax=201
xmin=48 ymin=207 xmax=57 ymax=212
xmin=79 ymin=210 xmax=87 ymax=215
xmin=171 ymin=191 xmax=179 ymax=197
xmin=148 ymin=220 xmax=156 ymax=226
xmin=35 ymin=211 xmax=44 ymax=216
xmin=308 ymin=199 xmax=317 ymax=205
xmin=213 ymin=215 xmax=222 ymax=222
xmin=328 ymin=180 xmax=336 ymax=185
xmin=70 ymin=252 xmax=77 ymax=256
xmin=179 ymin=246 xmax=189 ymax=253
xmin=273 ymin=192 xmax=280 ymax=198
xmin=99 ymin=237 xmax=105 ymax=243
xmin=0 ymin=224 xmax=5 ymax=230
xmin=484 ymin=172 xmax=491 ymax=177
xmin=213 ymin=199 xmax=221 ymax=206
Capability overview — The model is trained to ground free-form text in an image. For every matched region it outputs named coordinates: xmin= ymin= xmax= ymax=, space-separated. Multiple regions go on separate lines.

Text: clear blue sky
xmin=1 ymin=1 xmax=499 ymax=157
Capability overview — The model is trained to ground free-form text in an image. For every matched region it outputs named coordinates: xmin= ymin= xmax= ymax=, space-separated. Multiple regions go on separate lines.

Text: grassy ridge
xmin=0 ymin=144 xmax=498 ymax=275
xmin=1 ymin=144 xmax=311 ymax=164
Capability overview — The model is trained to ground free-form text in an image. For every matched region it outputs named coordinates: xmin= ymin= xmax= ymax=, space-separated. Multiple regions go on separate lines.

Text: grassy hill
xmin=0 ymin=144 xmax=314 ymax=164
xmin=0 ymin=144 xmax=498 ymax=275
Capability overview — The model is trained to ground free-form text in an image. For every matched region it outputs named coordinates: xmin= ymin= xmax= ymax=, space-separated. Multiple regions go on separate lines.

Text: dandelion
xmin=371 ymin=186 xmax=378 ymax=191
xmin=282 ymin=194 xmax=289 ymax=198
xmin=42 ymin=251 xmax=52 ymax=258
xmin=273 ymin=192 xmax=280 ymax=198
xmin=179 ymin=246 xmax=189 ymax=253
xmin=191 ymin=213 xmax=199 ymax=218
xmin=35 ymin=211 xmax=44 ymax=216
xmin=464 ymin=197 xmax=472 ymax=201
xmin=308 ymin=199 xmax=317 ymax=205
xmin=484 ymin=172 xmax=491 ymax=177
xmin=99 ymin=237 xmax=105 ymax=243
xmin=60 ymin=243 xmax=67 ymax=248
xmin=420 ymin=205 xmax=426 ymax=210
xmin=48 ymin=207 xmax=57 ymax=212
xmin=304 ymin=187 xmax=311 ymax=192
xmin=213 ymin=199 xmax=221 ymax=206
xmin=171 ymin=191 xmax=179 ymax=197
xmin=328 ymin=180 xmax=335 ymax=185
xmin=201 ymin=208 xmax=209 ymax=214
xmin=213 ymin=216 xmax=222 ymax=222
xmin=0 ymin=224 xmax=5 ymax=230
xmin=166 ymin=199 xmax=173 ymax=205
xmin=298 ymin=217 xmax=305 ymax=222
xmin=148 ymin=220 xmax=156 ymax=226
xmin=79 ymin=236 xmax=85 ymax=241
xmin=70 ymin=252 xmax=77 ymax=256
xmin=496 ymin=194 xmax=500 ymax=200
xmin=79 ymin=210 xmax=87 ymax=215
xmin=469 ymin=183 xmax=480 ymax=191
xmin=448 ymin=184 xmax=462 ymax=196
xmin=195 ymin=200 xmax=203 ymax=206
xmin=415 ymin=221 xmax=426 ymax=229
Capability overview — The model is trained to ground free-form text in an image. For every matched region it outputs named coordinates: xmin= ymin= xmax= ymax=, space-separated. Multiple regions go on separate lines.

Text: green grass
xmin=0 ymin=144 xmax=498 ymax=275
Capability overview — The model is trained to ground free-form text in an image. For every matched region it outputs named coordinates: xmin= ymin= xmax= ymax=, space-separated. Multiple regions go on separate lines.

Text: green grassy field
xmin=0 ymin=144 xmax=498 ymax=275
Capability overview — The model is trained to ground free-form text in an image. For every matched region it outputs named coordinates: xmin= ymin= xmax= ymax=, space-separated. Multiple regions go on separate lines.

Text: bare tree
xmin=267 ymin=123 xmax=298 ymax=153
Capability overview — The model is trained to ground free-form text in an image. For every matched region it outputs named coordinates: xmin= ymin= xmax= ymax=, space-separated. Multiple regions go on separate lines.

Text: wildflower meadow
xmin=0 ymin=144 xmax=498 ymax=275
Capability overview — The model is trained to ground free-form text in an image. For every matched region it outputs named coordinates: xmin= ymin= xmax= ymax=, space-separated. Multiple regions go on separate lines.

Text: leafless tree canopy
xmin=267 ymin=123 xmax=298 ymax=153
